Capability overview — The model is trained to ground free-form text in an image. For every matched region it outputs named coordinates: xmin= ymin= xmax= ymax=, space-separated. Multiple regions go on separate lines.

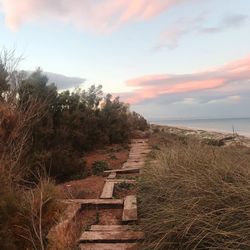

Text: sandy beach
xmin=151 ymin=123 xmax=250 ymax=147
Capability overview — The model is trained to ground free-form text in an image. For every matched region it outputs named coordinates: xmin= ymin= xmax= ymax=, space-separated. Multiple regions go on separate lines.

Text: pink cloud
xmin=1 ymin=0 xmax=188 ymax=32
xmin=122 ymin=56 xmax=250 ymax=104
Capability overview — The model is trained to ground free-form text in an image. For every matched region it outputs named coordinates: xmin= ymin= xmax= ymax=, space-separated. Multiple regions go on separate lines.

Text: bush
xmin=115 ymin=182 xmax=134 ymax=191
xmin=138 ymin=141 xmax=250 ymax=249
xmin=92 ymin=160 xmax=110 ymax=175
xmin=204 ymin=138 xmax=225 ymax=146
xmin=34 ymin=148 xmax=85 ymax=182
xmin=0 ymin=175 xmax=62 ymax=250
xmin=16 ymin=178 xmax=63 ymax=250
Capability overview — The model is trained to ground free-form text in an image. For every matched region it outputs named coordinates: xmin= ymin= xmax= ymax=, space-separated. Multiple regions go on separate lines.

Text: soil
xmin=52 ymin=143 xmax=130 ymax=248
xmin=84 ymin=144 xmax=129 ymax=174
xmin=53 ymin=142 xmax=141 ymax=248
xmin=114 ymin=184 xmax=137 ymax=199
xmin=57 ymin=144 xmax=129 ymax=199
xmin=98 ymin=208 xmax=123 ymax=225
xmin=57 ymin=176 xmax=105 ymax=199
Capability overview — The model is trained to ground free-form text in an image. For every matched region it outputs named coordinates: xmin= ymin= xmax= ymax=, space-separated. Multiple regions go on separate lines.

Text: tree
xmin=0 ymin=49 xmax=22 ymax=101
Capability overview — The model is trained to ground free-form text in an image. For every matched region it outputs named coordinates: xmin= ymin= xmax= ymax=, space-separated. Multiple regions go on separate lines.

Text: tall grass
xmin=138 ymin=140 xmax=250 ymax=249
xmin=0 ymin=99 xmax=63 ymax=249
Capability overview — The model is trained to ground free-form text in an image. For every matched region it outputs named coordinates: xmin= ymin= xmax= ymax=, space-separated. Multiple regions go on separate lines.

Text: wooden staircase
xmin=78 ymin=139 xmax=150 ymax=250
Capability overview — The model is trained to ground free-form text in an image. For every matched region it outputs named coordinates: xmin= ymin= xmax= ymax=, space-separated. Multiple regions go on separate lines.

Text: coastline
xmin=150 ymin=123 xmax=250 ymax=147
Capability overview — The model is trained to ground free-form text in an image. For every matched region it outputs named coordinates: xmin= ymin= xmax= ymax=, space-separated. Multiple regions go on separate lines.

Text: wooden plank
xmin=107 ymin=172 xmax=117 ymax=179
xmin=129 ymin=154 xmax=148 ymax=157
xmin=122 ymin=196 xmax=137 ymax=222
xmin=90 ymin=225 xmax=132 ymax=231
xmin=128 ymin=157 xmax=146 ymax=161
xmin=104 ymin=167 xmax=141 ymax=174
xmin=106 ymin=179 xmax=136 ymax=184
xmin=131 ymin=139 xmax=148 ymax=143
xmin=130 ymin=150 xmax=150 ymax=154
xmin=79 ymin=243 xmax=138 ymax=250
xmin=123 ymin=162 xmax=144 ymax=168
xmin=64 ymin=199 xmax=123 ymax=206
xmin=100 ymin=182 xmax=115 ymax=199
xmin=129 ymin=151 xmax=150 ymax=154
xmin=129 ymin=155 xmax=147 ymax=158
xmin=79 ymin=231 xmax=144 ymax=242
xmin=131 ymin=145 xmax=148 ymax=148
xmin=130 ymin=147 xmax=149 ymax=150
xmin=124 ymin=161 xmax=145 ymax=165
xmin=130 ymin=147 xmax=149 ymax=149
xmin=129 ymin=151 xmax=148 ymax=157
xmin=126 ymin=160 xmax=145 ymax=163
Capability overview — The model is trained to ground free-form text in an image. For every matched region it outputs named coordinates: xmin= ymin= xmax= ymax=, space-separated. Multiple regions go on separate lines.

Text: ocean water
xmin=150 ymin=118 xmax=250 ymax=137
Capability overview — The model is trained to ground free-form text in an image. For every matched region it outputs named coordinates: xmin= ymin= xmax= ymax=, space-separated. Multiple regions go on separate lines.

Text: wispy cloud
xmin=121 ymin=55 xmax=250 ymax=104
xmin=206 ymin=95 xmax=241 ymax=104
xmin=156 ymin=13 xmax=249 ymax=49
xmin=199 ymin=14 xmax=248 ymax=34
xmin=1 ymin=0 xmax=189 ymax=32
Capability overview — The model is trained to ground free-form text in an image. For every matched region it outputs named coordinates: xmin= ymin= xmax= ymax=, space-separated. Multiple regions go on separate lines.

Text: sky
xmin=0 ymin=0 xmax=250 ymax=120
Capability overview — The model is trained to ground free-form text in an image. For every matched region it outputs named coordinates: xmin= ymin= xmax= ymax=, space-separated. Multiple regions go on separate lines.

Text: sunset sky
xmin=0 ymin=0 xmax=250 ymax=120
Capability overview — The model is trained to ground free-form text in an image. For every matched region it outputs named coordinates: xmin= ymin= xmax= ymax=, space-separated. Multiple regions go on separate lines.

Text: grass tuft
xmin=138 ymin=140 xmax=250 ymax=249
xmin=92 ymin=160 xmax=110 ymax=175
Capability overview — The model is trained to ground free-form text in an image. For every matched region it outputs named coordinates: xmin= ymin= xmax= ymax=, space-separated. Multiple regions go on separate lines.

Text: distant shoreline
xmin=150 ymin=123 xmax=250 ymax=147
xmin=151 ymin=122 xmax=245 ymax=136
xmin=150 ymin=118 xmax=250 ymax=137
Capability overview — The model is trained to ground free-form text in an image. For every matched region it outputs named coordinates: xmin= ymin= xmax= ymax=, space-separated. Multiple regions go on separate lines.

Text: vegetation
xmin=92 ymin=160 xmax=110 ymax=175
xmin=19 ymin=71 xmax=148 ymax=182
xmin=138 ymin=136 xmax=250 ymax=249
xmin=0 ymin=49 xmax=148 ymax=249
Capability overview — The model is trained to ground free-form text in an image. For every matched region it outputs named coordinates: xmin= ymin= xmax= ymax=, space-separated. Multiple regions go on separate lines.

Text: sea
xmin=150 ymin=118 xmax=250 ymax=137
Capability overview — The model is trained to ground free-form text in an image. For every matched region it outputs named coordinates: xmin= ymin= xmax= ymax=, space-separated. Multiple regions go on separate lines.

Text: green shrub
xmin=204 ymin=138 xmax=225 ymax=146
xmin=109 ymin=154 xmax=118 ymax=160
xmin=153 ymin=127 xmax=160 ymax=133
xmin=35 ymin=148 xmax=85 ymax=182
xmin=115 ymin=182 xmax=134 ymax=191
xmin=92 ymin=160 xmax=110 ymax=175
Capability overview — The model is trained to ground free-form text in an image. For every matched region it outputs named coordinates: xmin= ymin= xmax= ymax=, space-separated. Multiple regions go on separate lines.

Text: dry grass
xmin=0 ymin=99 xmax=63 ymax=249
xmin=16 ymin=178 xmax=63 ymax=250
xmin=138 ymin=139 xmax=250 ymax=249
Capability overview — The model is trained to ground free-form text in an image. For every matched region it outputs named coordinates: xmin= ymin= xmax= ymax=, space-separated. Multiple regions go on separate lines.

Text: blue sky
xmin=0 ymin=0 xmax=250 ymax=120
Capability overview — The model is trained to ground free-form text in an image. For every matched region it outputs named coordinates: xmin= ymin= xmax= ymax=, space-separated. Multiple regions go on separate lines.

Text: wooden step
xmin=131 ymin=139 xmax=148 ymax=144
xmin=130 ymin=150 xmax=150 ymax=154
xmin=127 ymin=157 xmax=146 ymax=161
xmin=124 ymin=161 xmax=145 ymax=164
xmin=130 ymin=146 xmax=150 ymax=149
xmin=79 ymin=231 xmax=144 ymax=243
xmin=104 ymin=167 xmax=141 ymax=174
xmin=106 ymin=179 xmax=136 ymax=184
xmin=65 ymin=199 xmax=123 ymax=206
xmin=122 ymin=162 xmax=144 ymax=168
xmin=79 ymin=243 xmax=138 ymax=250
xmin=90 ymin=225 xmax=132 ymax=231
xmin=107 ymin=172 xmax=117 ymax=179
xmin=100 ymin=182 xmax=115 ymax=199
xmin=129 ymin=150 xmax=151 ymax=154
xmin=122 ymin=196 xmax=137 ymax=222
